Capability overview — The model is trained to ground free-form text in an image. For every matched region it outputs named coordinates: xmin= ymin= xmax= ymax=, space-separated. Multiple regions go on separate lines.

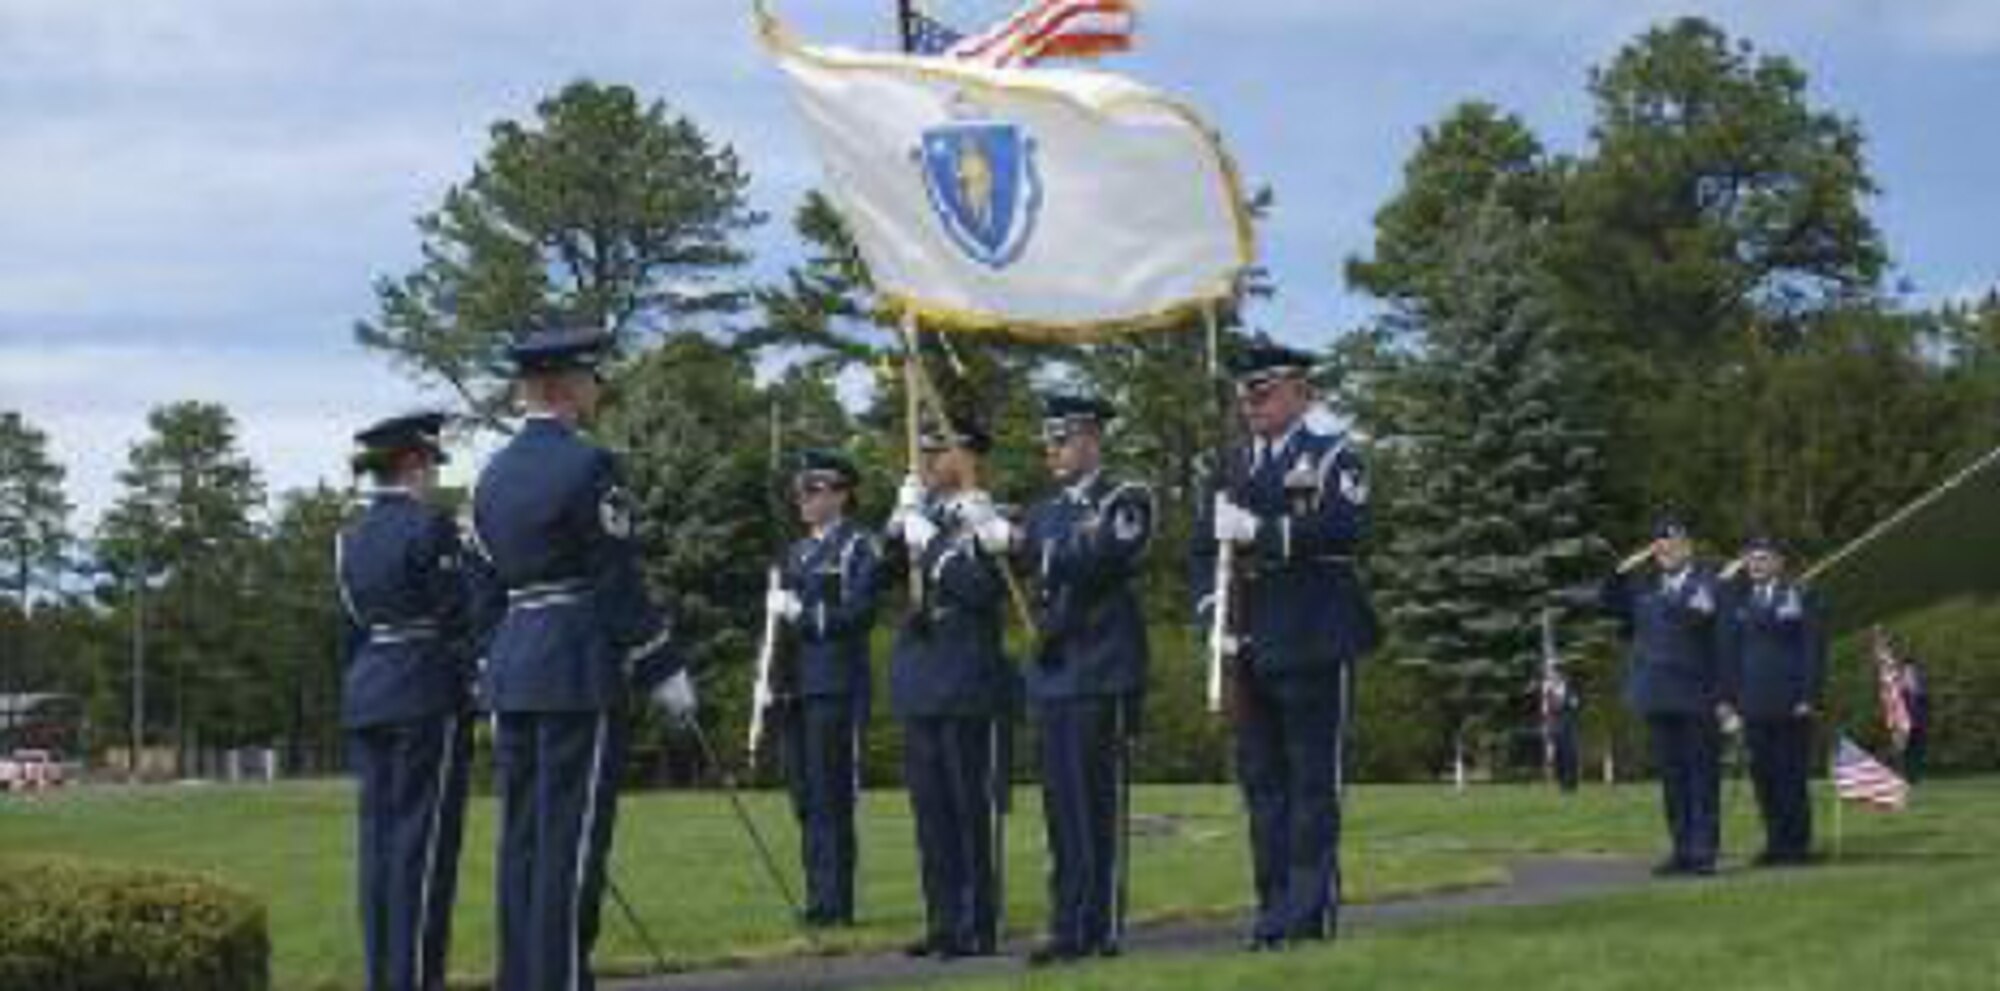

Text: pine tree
xmin=1377 ymin=202 xmax=1611 ymax=773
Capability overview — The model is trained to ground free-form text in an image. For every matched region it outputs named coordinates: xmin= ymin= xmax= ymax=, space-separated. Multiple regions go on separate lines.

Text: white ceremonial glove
xmin=975 ymin=516 xmax=1015 ymax=554
xmin=895 ymin=473 xmax=925 ymax=516
xmin=652 ymin=670 xmax=699 ymax=723
xmin=956 ymin=491 xmax=999 ymax=527
xmin=1212 ymin=494 xmax=1261 ymax=546
xmin=1209 ymin=632 xmax=1241 ymax=660
xmin=766 ymin=587 xmax=803 ymax=622
xmin=900 ymin=511 xmax=940 ymax=549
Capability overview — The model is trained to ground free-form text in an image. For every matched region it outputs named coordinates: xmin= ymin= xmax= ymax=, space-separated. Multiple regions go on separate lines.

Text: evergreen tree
xmin=359 ymin=80 xmax=763 ymax=423
xmin=0 ymin=410 xmax=71 ymax=702
xmin=1374 ymin=202 xmax=1612 ymax=770
xmin=96 ymin=402 xmax=266 ymax=770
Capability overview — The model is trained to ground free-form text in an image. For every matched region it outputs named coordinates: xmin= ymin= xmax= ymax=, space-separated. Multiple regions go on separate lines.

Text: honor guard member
xmin=1719 ymin=535 xmax=1825 ymax=866
xmin=1190 ymin=340 xmax=1378 ymax=951
xmin=1018 ymin=394 xmax=1153 ymax=966
xmin=471 ymin=326 xmax=696 ymax=991
xmin=1900 ymin=655 xmax=1930 ymax=784
xmin=336 ymin=411 xmax=476 ymax=991
xmin=884 ymin=413 xmax=1015 ymax=961
xmin=1600 ymin=517 xmax=1725 ymax=877
xmin=1543 ymin=671 xmax=1582 ymax=794
xmin=769 ymin=449 xmax=882 ymax=927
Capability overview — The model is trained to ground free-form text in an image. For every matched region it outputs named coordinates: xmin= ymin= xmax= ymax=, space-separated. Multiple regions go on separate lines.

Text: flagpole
xmin=898 ymin=310 xmax=1040 ymax=636
xmin=900 ymin=310 xmax=927 ymax=602
xmin=1831 ymin=735 xmax=1844 ymax=862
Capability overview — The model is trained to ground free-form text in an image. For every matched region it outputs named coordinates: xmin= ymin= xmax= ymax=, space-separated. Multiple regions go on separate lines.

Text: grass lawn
xmin=912 ymin=778 xmax=2000 ymax=991
xmin=2 ymin=773 xmax=1985 ymax=989
xmin=0 ymin=778 xmax=1490 ymax=989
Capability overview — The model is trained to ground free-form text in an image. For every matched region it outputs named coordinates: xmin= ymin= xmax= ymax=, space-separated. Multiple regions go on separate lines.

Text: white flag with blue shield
xmin=760 ymin=8 xmax=1252 ymax=340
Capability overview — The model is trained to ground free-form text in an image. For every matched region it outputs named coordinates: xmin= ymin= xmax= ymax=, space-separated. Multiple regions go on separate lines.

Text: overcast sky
xmin=4 ymin=0 xmax=1997 ymax=526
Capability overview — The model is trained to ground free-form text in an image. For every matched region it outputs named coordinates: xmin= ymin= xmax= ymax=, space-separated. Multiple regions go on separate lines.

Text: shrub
xmin=0 ymin=859 xmax=268 ymax=991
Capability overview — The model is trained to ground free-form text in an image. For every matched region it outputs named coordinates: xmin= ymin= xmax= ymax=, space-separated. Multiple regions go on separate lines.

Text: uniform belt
xmin=1243 ymin=554 xmax=1356 ymax=571
xmin=368 ymin=621 xmax=441 ymax=645
xmin=507 ymin=580 xmax=593 ymax=610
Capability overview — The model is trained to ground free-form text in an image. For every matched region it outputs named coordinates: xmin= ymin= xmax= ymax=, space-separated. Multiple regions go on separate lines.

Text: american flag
xmin=909 ymin=0 xmax=1138 ymax=67
xmin=1873 ymin=630 xmax=1912 ymax=745
xmin=1833 ymin=735 xmax=1909 ymax=811
xmin=905 ymin=6 xmax=966 ymax=55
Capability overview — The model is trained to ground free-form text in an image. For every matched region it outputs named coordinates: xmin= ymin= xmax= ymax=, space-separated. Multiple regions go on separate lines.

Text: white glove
xmin=957 ymin=491 xmax=999 ymax=528
xmin=1213 ymin=494 xmax=1260 ymax=545
xmin=975 ymin=516 xmax=1015 ymax=554
xmin=900 ymin=511 xmax=940 ymax=549
xmin=895 ymin=473 xmax=925 ymax=516
xmin=766 ymin=587 xmax=802 ymax=622
xmin=652 ymin=670 xmax=698 ymax=723
xmin=1209 ymin=632 xmax=1241 ymax=660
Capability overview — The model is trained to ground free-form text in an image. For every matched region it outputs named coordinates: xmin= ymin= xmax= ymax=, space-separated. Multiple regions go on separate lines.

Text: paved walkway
xmin=611 ymin=856 xmax=1653 ymax=991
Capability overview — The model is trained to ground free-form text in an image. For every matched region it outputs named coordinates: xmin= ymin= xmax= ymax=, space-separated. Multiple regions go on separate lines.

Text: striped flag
xmin=1833 ymin=735 xmax=1909 ymax=811
xmin=933 ymin=0 xmax=1139 ymax=67
xmin=1873 ymin=630 xmax=1912 ymax=745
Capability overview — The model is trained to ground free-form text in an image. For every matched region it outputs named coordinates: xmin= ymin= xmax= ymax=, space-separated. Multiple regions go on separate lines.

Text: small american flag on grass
xmin=1833 ymin=735 xmax=1909 ymax=811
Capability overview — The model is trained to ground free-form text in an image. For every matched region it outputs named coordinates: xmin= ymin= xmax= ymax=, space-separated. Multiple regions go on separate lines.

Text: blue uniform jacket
xmin=1720 ymin=580 xmax=1825 ymax=719
xmin=1020 ymin=475 xmax=1153 ymax=701
xmin=778 ymin=519 xmax=882 ymax=706
xmin=1599 ymin=567 xmax=1724 ymax=716
xmin=1190 ymin=426 xmax=1378 ymax=677
xmin=886 ymin=498 xmax=1015 ymax=720
xmin=336 ymin=491 xmax=475 ymax=729
xmin=471 ymin=416 xmax=686 ymax=713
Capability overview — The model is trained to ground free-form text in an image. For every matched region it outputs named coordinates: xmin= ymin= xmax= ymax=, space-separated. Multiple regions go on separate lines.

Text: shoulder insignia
xmin=1112 ymin=502 xmax=1145 ymax=543
xmin=600 ymin=485 xmax=636 ymax=540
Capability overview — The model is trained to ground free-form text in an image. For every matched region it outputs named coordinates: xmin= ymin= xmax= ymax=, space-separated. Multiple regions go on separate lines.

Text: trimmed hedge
xmin=0 ymin=859 xmax=268 ymax=991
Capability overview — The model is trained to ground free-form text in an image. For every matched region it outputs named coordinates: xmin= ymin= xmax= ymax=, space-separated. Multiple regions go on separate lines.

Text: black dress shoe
xmin=1684 ymin=860 xmax=1718 ymax=877
xmin=1028 ymin=942 xmax=1084 ymax=967
xmin=1095 ymin=941 xmax=1123 ymax=959
xmin=904 ymin=937 xmax=941 ymax=958
xmin=1244 ymin=935 xmax=1287 ymax=953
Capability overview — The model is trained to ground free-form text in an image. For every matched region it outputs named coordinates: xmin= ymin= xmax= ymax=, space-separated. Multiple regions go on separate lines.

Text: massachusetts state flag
xmin=1833 ymin=735 xmax=1909 ymax=811
xmin=759 ymin=3 xmax=1250 ymax=339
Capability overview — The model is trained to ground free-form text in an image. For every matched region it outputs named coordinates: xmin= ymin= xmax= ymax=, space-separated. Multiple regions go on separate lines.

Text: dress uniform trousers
xmin=1648 ymin=713 xmax=1722 ymax=869
xmin=783 ymin=698 xmax=862 ymax=923
xmin=1237 ymin=668 xmax=1347 ymax=942
xmin=1036 ymin=695 xmax=1132 ymax=954
xmin=903 ymin=716 xmax=1003 ymax=953
xmin=351 ymin=715 xmax=471 ymax=991
xmin=1745 ymin=717 xmax=1813 ymax=858
xmin=493 ymin=710 xmax=628 ymax=991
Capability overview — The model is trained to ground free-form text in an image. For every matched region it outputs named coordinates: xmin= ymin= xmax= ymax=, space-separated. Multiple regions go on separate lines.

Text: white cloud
xmin=1 ymin=341 xmax=442 ymax=527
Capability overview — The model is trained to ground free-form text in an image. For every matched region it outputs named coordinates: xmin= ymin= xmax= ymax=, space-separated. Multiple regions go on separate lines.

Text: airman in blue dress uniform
xmin=470 ymin=326 xmax=696 ymax=991
xmin=1191 ymin=340 xmax=1377 ymax=950
xmin=769 ymin=448 xmax=882 ymax=927
xmin=885 ymin=413 xmax=1015 ymax=961
xmin=1600 ymin=517 xmax=1725 ymax=877
xmin=336 ymin=411 xmax=475 ymax=991
xmin=1719 ymin=534 xmax=1824 ymax=865
xmin=1016 ymin=394 xmax=1153 ymax=966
